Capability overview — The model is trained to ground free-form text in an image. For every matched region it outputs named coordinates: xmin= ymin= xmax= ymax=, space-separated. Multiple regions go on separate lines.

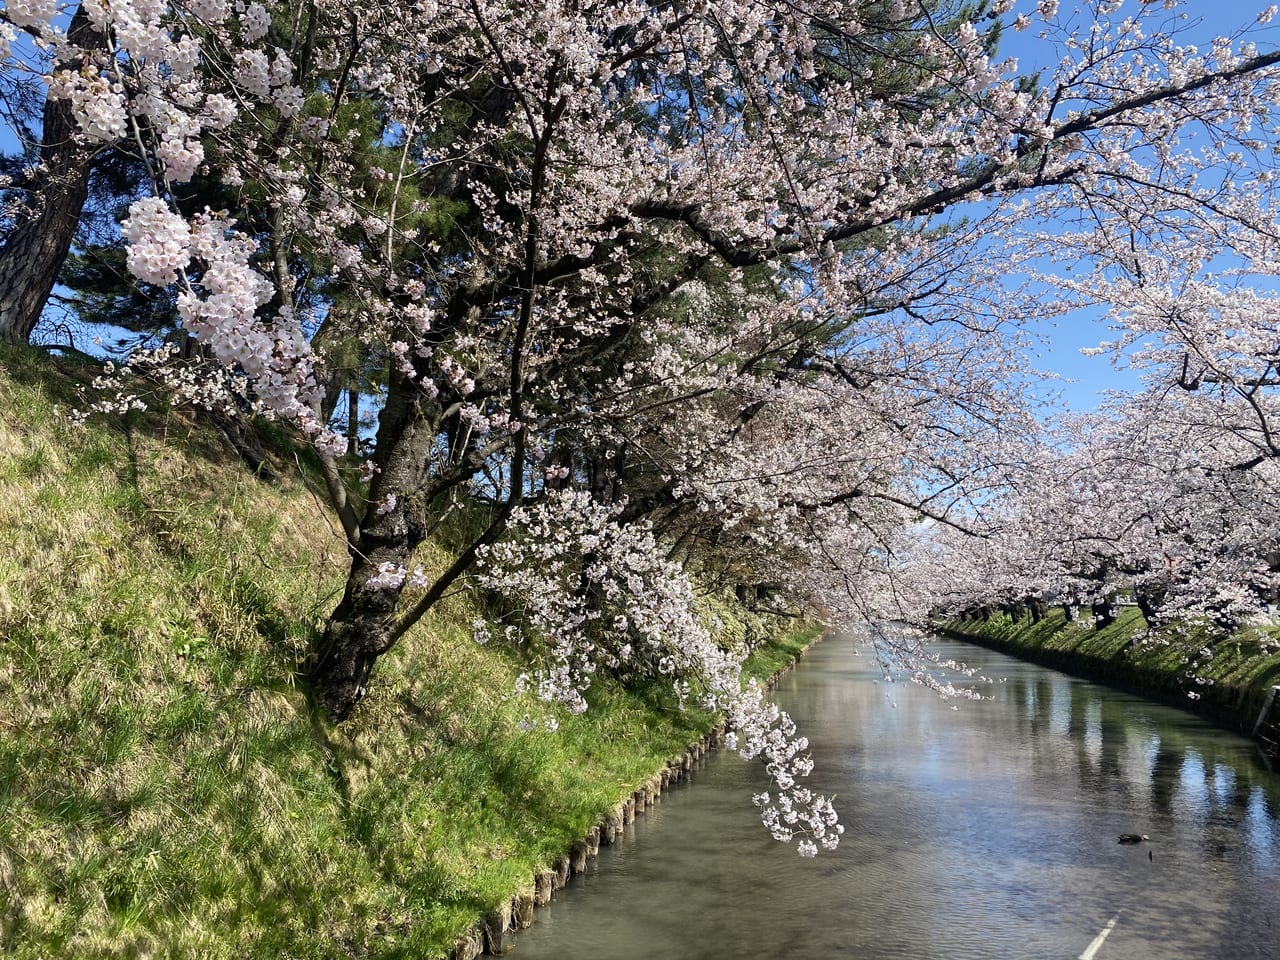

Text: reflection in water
xmin=510 ymin=637 xmax=1280 ymax=960
xmin=1003 ymin=659 xmax=1280 ymax=866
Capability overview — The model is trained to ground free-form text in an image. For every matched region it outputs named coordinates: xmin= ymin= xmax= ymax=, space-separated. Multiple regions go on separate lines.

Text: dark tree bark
xmin=1027 ymin=595 xmax=1046 ymax=623
xmin=1004 ymin=601 xmax=1027 ymax=621
xmin=309 ymin=374 xmax=437 ymax=720
xmin=310 ymin=545 xmax=410 ymax=720
xmin=308 ymin=370 xmax=513 ymax=720
xmin=0 ymin=7 xmax=105 ymax=343
xmin=1091 ymin=598 xmax=1115 ymax=630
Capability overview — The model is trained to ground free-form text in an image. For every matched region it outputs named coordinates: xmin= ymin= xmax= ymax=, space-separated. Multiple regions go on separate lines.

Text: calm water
xmin=509 ymin=635 xmax=1280 ymax=960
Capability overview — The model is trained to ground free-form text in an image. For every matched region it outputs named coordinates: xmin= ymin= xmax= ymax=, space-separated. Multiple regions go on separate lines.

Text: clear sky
xmin=997 ymin=0 xmax=1280 ymax=412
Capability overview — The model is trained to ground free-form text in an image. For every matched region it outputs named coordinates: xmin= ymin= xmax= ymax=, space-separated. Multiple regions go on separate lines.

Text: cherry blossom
xmin=19 ymin=0 xmax=1280 ymax=851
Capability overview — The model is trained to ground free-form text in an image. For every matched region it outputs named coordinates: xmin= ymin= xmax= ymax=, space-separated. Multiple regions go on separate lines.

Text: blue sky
xmin=995 ymin=0 xmax=1280 ymax=412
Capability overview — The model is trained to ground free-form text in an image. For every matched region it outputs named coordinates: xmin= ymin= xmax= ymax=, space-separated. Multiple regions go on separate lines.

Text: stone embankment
xmin=448 ymin=645 xmax=812 ymax=960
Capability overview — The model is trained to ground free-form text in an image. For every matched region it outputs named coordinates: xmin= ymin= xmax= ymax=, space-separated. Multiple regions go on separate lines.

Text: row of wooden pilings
xmin=448 ymin=723 xmax=725 ymax=959
xmin=448 ymin=648 xmax=808 ymax=959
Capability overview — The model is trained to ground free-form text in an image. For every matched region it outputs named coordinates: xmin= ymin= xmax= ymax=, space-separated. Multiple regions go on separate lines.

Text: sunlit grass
xmin=942 ymin=605 xmax=1280 ymax=732
xmin=0 ymin=343 xmax=808 ymax=958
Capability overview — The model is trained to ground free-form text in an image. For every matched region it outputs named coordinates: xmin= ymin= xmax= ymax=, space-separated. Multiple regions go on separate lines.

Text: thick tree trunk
xmin=1091 ymin=597 xmax=1115 ymax=630
xmin=310 ymin=373 xmax=435 ymax=719
xmin=0 ymin=7 xmax=104 ymax=343
xmin=311 ymin=543 xmax=412 ymax=720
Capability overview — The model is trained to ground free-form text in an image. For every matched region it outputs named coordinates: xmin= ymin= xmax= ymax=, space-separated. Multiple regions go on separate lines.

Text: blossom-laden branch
xmin=476 ymin=491 xmax=843 ymax=856
xmin=15 ymin=0 xmax=1280 ymax=851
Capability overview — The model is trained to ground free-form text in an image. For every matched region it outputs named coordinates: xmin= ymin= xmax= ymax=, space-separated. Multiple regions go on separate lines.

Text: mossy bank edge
xmin=936 ymin=607 xmax=1280 ymax=758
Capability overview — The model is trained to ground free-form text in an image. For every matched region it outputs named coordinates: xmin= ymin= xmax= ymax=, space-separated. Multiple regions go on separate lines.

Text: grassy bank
xmin=937 ymin=607 xmax=1280 ymax=750
xmin=0 ymin=345 xmax=814 ymax=959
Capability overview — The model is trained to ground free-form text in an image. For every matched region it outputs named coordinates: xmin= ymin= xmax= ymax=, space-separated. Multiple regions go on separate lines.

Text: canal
xmin=508 ymin=634 xmax=1280 ymax=959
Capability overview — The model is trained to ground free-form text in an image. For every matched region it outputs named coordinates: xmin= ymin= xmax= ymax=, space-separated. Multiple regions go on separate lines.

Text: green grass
xmin=0 ymin=344 xmax=813 ymax=959
xmin=743 ymin=623 xmax=824 ymax=681
xmin=939 ymin=606 xmax=1280 ymax=736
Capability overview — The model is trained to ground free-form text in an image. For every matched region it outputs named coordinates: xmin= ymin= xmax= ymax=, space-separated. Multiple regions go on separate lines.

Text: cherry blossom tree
xmin=929 ymin=393 xmax=1280 ymax=635
xmin=914 ymin=3 xmax=1280 ymax=640
xmin=12 ymin=0 xmax=1280 ymax=852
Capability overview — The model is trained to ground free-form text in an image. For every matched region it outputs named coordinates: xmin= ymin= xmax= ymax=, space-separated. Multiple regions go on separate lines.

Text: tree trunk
xmin=346 ymin=386 xmax=360 ymax=456
xmin=1091 ymin=598 xmax=1115 ymax=630
xmin=0 ymin=7 xmax=104 ymax=343
xmin=311 ymin=543 xmax=412 ymax=720
xmin=310 ymin=373 xmax=434 ymax=719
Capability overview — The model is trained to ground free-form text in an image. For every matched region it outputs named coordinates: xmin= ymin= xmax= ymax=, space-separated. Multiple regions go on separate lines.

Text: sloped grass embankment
xmin=937 ymin=607 xmax=1280 ymax=752
xmin=0 ymin=345 xmax=814 ymax=958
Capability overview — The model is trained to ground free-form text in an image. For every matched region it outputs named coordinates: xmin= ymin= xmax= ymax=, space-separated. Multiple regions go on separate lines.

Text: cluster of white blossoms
xmin=180 ymin=212 xmax=340 ymax=451
xmin=72 ymin=343 xmax=251 ymax=423
xmin=478 ymin=490 xmax=842 ymax=856
xmin=109 ymin=199 xmax=344 ymax=454
xmin=2 ymin=0 xmax=57 ymax=29
xmin=366 ymin=562 xmax=429 ymax=592
xmin=752 ymin=787 xmax=841 ymax=858
xmin=47 ymin=69 xmax=129 ymax=142
xmin=120 ymin=197 xmax=191 ymax=286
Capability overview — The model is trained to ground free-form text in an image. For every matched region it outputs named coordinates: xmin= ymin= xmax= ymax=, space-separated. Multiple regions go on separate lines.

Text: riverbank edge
xmin=934 ymin=609 xmax=1280 ymax=757
xmin=0 ymin=346 xmax=833 ymax=958
xmin=445 ymin=625 xmax=826 ymax=960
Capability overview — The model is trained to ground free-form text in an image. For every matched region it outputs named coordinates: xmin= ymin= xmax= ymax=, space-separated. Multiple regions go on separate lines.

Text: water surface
xmin=510 ymin=636 xmax=1280 ymax=959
